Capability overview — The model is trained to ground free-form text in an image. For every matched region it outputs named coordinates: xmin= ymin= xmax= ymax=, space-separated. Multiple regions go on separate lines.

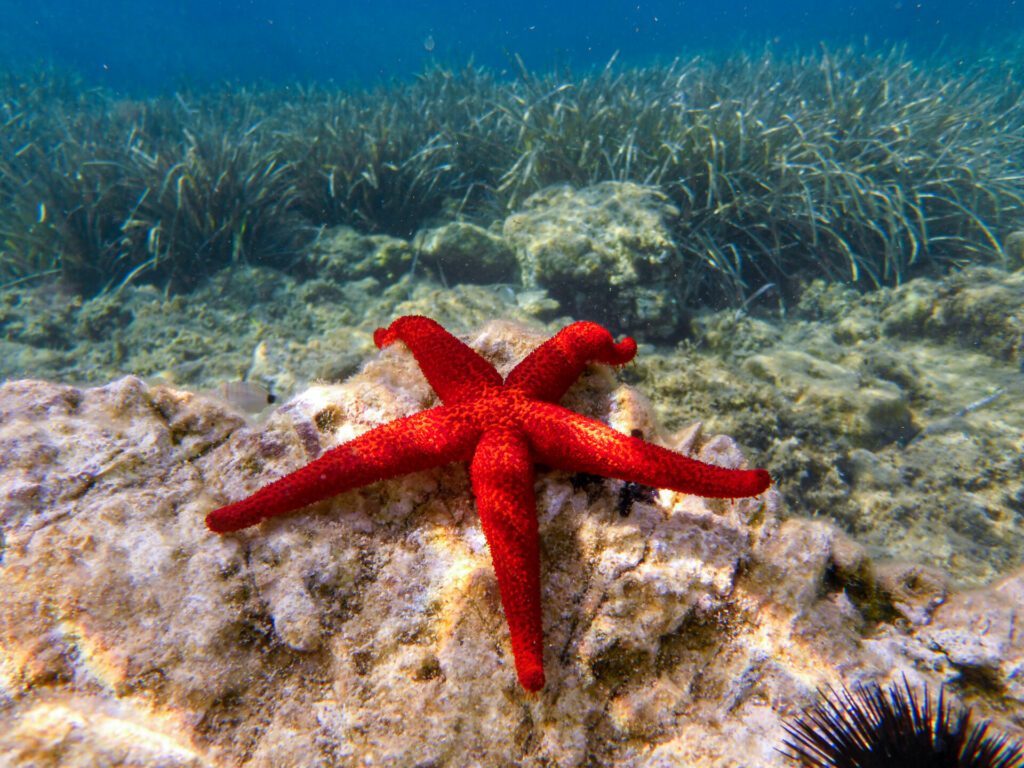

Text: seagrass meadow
xmin=2 ymin=45 xmax=1024 ymax=303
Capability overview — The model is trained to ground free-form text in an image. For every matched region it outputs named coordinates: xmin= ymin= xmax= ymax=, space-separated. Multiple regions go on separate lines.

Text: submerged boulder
xmin=0 ymin=321 xmax=1021 ymax=767
xmin=413 ymin=221 xmax=518 ymax=284
xmin=306 ymin=225 xmax=415 ymax=283
xmin=503 ymin=182 xmax=685 ymax=339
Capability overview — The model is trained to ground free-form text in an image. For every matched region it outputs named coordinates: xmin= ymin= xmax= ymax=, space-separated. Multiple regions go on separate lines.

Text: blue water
xmin=4 ymin=0 xmax=1022 ymax=93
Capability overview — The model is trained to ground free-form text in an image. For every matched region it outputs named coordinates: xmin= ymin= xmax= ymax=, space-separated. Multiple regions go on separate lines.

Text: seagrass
xmin=1 ymin=46 xmax=1022 ymax=301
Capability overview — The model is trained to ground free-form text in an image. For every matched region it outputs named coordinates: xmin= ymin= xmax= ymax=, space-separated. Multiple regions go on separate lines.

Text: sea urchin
xmin=780 ymin=678 xmax=1023 ymax=768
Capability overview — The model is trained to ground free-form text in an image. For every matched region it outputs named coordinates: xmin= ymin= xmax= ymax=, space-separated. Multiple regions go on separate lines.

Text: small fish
xmin=203 ymin=380 xmax=276 ymax=415
xmin=907 ymin=388 xmax=1006 ymax=445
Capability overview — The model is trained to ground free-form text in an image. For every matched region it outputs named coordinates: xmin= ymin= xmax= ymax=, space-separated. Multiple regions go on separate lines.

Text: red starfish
xmin=206 ymin=316 xmax=771 ymax=691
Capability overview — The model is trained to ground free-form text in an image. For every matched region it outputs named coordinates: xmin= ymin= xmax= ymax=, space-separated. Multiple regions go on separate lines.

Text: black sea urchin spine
xmin=780 ymin=678 xmax=1023 ymax=768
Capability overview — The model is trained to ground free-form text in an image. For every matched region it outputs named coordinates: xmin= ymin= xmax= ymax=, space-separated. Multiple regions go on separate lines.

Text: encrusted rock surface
xmin=663 ymin=266 xmax=1024 ymax=585
xmin=2 ymin=321 xmax=1022 ymax=767
xmin=880 ymin=266 xmax=1024 ymax=363
xmin=306 ymin=226 xmax=415 ymax=283
xmin=413 ymin=222 xmax=518 ymax=284
xmin=742 ymin=348 xmax=914 ymax=449
xmin=503 ymin=182 xmax=684 ymax=337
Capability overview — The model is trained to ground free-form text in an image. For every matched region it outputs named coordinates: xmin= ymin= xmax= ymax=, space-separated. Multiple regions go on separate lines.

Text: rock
xmin=0 ymin=698 xmax=208 ymax=768
xmin=502 ymin=182 xmax=684 ymax=338
xmin=306 ymin=225 xmax=414 ymax=283
xmin=874 ymin=561 xmax=949 ymax=627
xmin=881 ymin=266 xmax=1024 ymax=364
xmin=619 ymin=268 xmax=1024 ymax=585
xmin=0 ymin=287 xmax=79 ymax=348
xmin=1 ymin=321 xmax=1022 ymax=766
xmin=514 ymin=288 xmax=560 ymax=316
xmin=413 ymin=222 xmax=518 ymax=284
xmin=743 ymin=349 xmax=915 ymax=448
xmin=73 ymin=292 xmax=134 ymax=341
xmin=921 ymin=568 xmax=1024 ymax=706
xmin=1004 ymin=230 xmax=1024 ymax=270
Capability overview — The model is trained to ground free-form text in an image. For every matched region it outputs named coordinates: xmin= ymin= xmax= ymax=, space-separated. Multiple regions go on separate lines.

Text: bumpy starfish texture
xmin=206 ymin=315 xmax=771 ymax=692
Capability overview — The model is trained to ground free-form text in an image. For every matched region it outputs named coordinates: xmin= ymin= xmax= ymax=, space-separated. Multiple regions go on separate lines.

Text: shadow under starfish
xmin=206 ymin=315 xmax=772 ymax=691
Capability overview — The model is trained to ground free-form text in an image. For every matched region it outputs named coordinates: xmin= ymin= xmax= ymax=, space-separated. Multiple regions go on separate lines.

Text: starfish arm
xmin=206 ymin=405 xmax=479 ymax=533
xmin=505 ymin=321 xmax=637 ymax=402
xmin=470 ymin=427 xmax=545 ymax=692
xmin=374 ymin=315 xmax=502 ymax=404
xmin=524 ymin=402 xmax=772 ymax=498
